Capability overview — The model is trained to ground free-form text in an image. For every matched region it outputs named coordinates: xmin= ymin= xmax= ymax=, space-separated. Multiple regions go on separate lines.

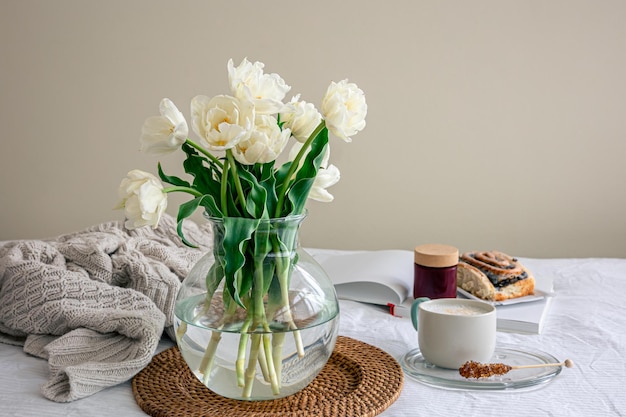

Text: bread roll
xmin=456 ymin=251 xmax=535 ymax=301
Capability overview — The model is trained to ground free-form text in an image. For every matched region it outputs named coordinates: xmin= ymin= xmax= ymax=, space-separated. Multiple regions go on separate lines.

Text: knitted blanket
xmin=0 ymin=215 xmax=212 ymax=402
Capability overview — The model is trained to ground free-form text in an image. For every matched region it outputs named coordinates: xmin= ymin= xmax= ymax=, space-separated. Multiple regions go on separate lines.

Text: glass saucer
xmin=400 ymin=345 xmax=563 ymax=391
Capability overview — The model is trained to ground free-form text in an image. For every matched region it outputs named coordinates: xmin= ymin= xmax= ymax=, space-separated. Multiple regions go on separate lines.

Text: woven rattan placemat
xmin=132 ymin=335 xmax=403 ymax=417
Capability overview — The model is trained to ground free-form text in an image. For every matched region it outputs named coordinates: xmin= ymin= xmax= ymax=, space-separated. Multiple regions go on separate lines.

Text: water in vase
xmin=174 ymin=293 xmax=339 ymax=400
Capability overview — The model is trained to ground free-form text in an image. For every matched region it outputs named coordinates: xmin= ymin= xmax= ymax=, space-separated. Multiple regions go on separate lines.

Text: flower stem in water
xmin=271 ymin=332 xmax=285 ymax=384
xmin=200 ymin=330 xmax=222 ymax=385
xmin=236 ymin=317 xmax=253 ymax=387
xmin=243 ymin=334 xmax=262 ymax=398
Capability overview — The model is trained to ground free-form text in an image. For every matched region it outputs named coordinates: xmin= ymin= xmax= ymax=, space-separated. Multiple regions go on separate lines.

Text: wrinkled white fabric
xmin=0 ymin=215 xmax=211 ymax=402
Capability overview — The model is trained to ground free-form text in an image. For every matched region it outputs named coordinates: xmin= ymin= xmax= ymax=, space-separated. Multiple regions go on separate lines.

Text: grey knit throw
xmin=0 ymin=214 xmax=212 ymax=402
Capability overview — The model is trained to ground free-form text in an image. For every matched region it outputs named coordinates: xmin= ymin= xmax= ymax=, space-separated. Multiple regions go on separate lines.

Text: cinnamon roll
xmin=457 ymin=251 xmax=535 ymax=301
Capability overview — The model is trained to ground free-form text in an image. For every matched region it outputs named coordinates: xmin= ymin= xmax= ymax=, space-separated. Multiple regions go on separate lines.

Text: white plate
xmin=456 ymin=287 xmax=554 ymax=306
xmin=400 ymin=345 xmax=563 ymax=391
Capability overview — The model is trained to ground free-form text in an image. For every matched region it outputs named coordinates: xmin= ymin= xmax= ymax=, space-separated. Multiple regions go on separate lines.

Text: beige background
xmin=1 ymin=0 xmax=625 ymax=258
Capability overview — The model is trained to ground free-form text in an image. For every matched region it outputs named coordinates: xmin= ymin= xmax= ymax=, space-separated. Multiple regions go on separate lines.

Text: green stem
xmin=198 ymin=293 xmax=240 ymax=383
xmin=279 ymin=262 xmax=304 ymax=357
xmin=236 ymin=316 xmax=253 ymax=387
xmin=200 ymin=330 xmax=222 ymax=385
xmin=257 ymin=341 xmax=270 ymax=382
xmin=185 ymin=138 xmax=224 ymax=169
xmin=243 ymin=334 xmax=262 ymax=398
xmin=220 ymin=158 xmax=230 ymax=216
xmin=273 ymin=235 xmax=304 ymax=358
xmin=251 ymin=260 xmax=280 ymax=394
xmin=271 ymin=332 xmax=285 ymax=385
xmin=263 ymin=332 xmax=280 ymax=394
xmin=274 ymin=120 xmax=326 ymax=217
xmin=226 ymin=150 xmax=248 ymax=215
xmin=253 ymin=260 xmax=266 ymax=325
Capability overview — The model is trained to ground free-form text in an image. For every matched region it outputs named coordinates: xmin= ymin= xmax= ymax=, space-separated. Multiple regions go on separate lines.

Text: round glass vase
xmin=173 ymin=213 xmax=340 ymax=401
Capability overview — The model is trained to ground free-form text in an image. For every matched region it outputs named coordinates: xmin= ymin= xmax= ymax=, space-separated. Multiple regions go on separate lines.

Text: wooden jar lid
xmin=414 ymin=244 xmax=459 ymax=268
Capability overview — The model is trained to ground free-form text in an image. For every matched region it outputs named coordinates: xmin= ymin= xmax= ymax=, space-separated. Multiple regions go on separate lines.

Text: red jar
xmin=413 ymin=244 xmax=459 ymax=299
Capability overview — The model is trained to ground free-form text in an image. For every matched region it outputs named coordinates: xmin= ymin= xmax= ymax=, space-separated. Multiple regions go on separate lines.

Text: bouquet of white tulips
xmin=116 ymin=58 xmax=366 ymax=397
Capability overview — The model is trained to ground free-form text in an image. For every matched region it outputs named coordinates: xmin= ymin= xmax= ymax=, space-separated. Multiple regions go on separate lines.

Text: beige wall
xmin=1 ymin=0 xmax=625 ymax=258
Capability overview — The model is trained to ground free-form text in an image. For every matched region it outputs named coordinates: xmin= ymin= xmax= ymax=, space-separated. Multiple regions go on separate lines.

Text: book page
xmin=319 ymin=250 xmax=414 ymax=306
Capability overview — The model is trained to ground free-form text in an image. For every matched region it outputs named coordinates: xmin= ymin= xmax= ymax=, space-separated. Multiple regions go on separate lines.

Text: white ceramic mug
xmin=410 ymin=297 xmax=496 ymax=369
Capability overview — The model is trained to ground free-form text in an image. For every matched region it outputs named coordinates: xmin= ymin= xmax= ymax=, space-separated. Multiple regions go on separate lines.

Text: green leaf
xmin=259 ymin=163 xmax=278 ymax=217
xmin=218 ymin=158 xmax=242 ymax=218
xmin=205 ymin=262 xmax=225 ymax=300
xmin=253 ymin=219 xmax=274 ymax=295
xmin=235 ymin=162 xmax=269 ymax=219
xmin=158 ymin=163 xmax=190 ymax=188
xmin=274 ymin=160 xmax=293 ymax=196
xmin=182 ymin=143 xmax=223 ymax=197
xmin=237 ymin=258 xmax=254 ymax=300
xmin=221 ymin=217 xmax=260 ymax=308
xmin=176 ymin=195 xmax=222 ymax=247
xmin=267 ymin=273 xmax=282 ymax=310
xmin=265 ymin=223 xmax=299 ymax=307
xmin=286 ymin=127 xmax=329 ymax=215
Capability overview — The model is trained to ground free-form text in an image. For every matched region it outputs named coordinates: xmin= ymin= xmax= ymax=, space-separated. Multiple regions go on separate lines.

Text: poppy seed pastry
xmin=456 ymin=251 xmax=535 ymax=301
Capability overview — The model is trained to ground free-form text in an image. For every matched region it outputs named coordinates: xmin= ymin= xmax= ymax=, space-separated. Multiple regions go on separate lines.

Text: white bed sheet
xmin=1 ymin=249 xmax=625 ymax=416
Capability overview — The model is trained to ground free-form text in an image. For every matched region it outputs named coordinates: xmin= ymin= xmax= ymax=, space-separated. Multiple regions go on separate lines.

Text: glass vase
xmin=173 ymin=213 xmax=340 ymax=401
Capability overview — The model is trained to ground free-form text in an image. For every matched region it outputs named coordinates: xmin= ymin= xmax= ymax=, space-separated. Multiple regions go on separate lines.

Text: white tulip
xmin=321 ymin=79 xmax=367 ymax=142
xmin=190 ymin=94 xmax=255 ymax=151
xmin=140 ymin=98 xmax=188 ymax=155
xmin=116 ymin=170 xmax=167 ymax=229
xmin=280 ymin=96 xmax=322 ymax=143
xmin=233 ymin=115 xmax=291 ymax=165
xmin=228 ymin=58 xmax=291 ymax=115
xmin=309 ymin=163 xmax=340 ymax=202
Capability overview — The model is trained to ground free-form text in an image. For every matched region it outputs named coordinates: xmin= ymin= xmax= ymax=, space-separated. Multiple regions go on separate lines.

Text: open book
xmin=316 ymin=250 xmax=554 ymax=334
xmin=318 ymin=249 xmax=414 ymax=311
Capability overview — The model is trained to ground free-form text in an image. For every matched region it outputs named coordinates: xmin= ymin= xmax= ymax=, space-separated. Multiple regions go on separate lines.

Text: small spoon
xmin=459 ymin=359 xmax=574 ymax=378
